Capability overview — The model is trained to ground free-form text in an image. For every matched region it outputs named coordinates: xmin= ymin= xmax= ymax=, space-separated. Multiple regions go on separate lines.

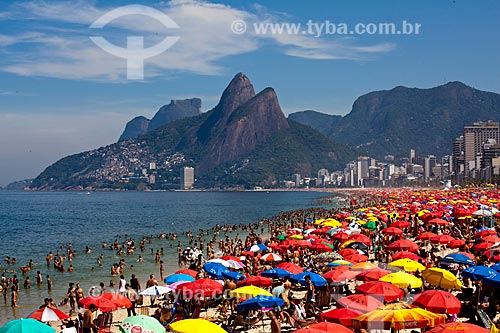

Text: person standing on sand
xmin=146 ymin=274 xmax=158 ymax=304
xmin=125 ymin=284 xmax=138 ymax=317
xmin=76 ymin=283 xmax=84 ymax=307
xmin=67 ymin=283 xmax=76 ymax=313
xmin=82 ymin=304 xmax=98 ymax=333
xmin=130 ymin=274 xmax=141 ymax=293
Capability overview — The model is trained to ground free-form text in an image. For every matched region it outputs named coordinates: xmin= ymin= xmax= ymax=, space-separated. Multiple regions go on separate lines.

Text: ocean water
xmin=0 ymin=190 xmax=329 ymax=324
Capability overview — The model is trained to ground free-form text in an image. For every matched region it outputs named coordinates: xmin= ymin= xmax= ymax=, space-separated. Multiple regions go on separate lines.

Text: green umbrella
xmin=0 ymin=318 xmax=55 ymax=333
xmin=119 ymin=315 xmax=165 ymax=333
xmin=277 ymin=234 xmax=286 ymax=241
xmin=364 ymin=221 xmax=377 ymax=230
xmin=321 ymin=242 xmax=335 ymax=249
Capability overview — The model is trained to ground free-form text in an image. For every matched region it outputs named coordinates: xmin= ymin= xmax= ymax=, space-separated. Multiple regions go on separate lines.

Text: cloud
xmin=0 ymin=0 xmax=396 ymax=81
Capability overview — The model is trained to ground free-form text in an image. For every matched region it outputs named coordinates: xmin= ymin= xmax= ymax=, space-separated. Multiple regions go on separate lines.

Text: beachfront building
xmin=464 ymin=121 xmax=499 ymax=172
xmin=180 ymin=166 xmax=195 ymax=190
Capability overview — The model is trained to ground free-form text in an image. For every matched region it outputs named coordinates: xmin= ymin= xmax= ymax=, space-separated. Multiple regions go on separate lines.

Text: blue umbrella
xmin=442 ymin=253 xmax=475 ymax=265
xmin=491 ymin=263 xmax=500 ymax=272
xmin=222 ymin=271 xmax=245 ymax=281
xmin=247 ymin=244 xmax=268 ymax=252
xmin=261 ymin=268 xmax=291 ymax=279
xmin=203 ymin=262 xmax=229 ymax=279
xmin=290 ymin=272 xmax=327 ymax=287
xmin=236 ymin=295 xmax=284 ymax=311
xmin=164 ymin=273 xmax=195 ymax=284
xmin=462 ymin=265 xmax=498 ymax=280
xmin=484 ymin=273 xmax=500 ymax=287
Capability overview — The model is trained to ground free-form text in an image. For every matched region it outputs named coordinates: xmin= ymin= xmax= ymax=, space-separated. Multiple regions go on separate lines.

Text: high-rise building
xmin=464 ymin=121 xmax=499 ymax=170
xmin=409 ymin=149 xmax=415 ymax=164
xmin=180 ymin=167 xmax=195 ymax=190
xmin=291 ymin=173 xmax=301 ymax=187
xmin=424 ymin=155 xmax=436 ymax=181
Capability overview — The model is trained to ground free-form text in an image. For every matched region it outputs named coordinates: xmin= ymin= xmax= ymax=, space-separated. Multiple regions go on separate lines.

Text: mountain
xmin=31 ymin=73 xmax=354 ymax=190
xmin=118 ymin=98 xmax=202 ymax=141
xmin=288 ymin=110 xmax=342 ymax=135
xmin=289 ymin=82 xmax=500 ymax=158
xmin=119 ymin=116 xmax=150 ymax=141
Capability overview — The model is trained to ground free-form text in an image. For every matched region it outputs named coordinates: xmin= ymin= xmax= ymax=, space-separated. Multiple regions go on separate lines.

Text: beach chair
xmin=96 ymin=312 xmax=113 ymax=333
xmin=231 ymin=312 xmax=264 ymax=331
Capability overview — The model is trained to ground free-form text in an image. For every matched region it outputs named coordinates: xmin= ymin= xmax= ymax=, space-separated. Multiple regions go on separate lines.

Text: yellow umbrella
xmin=322 ymin=220 xmax=342 ymax=228
xmin=389 ymin=259 xmax=426 ymax=272
xmin=170 ymin=318 xmax=228 ymax=333
xmin=289 ymin=234 xmax=303 ymax=240
xmin=380 ymin=272 xmax=423 ymax=289
xmin=421 ymin=268 xmax=462 ymax=290
xmin=351 ymin=262 xmax=378 ymax=271
xmin=229 ymin=286 xmax=272 ymax=298
xmin=314 ymin=219 xmax=325 ymax=225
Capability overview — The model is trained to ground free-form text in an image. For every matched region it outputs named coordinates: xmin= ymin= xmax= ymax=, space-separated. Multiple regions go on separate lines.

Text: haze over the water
xmin=0 ymin=1 xmax=499 ymax=186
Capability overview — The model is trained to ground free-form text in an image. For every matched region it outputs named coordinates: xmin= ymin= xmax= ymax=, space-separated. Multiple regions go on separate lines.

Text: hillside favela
xmin=1 ymin=2 xmax=500 ymax=333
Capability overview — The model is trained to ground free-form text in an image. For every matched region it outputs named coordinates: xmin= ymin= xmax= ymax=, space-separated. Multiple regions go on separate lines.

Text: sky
xmin=0 ymin=0 xmax=499 ymax=186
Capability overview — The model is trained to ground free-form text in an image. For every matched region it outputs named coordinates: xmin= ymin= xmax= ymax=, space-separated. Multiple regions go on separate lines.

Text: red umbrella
xmin=482 ymin=236 xmax=500 ymax=243
xmin=332 ymin=232 xmax=350 ymax=241
xmin=356 ymin=281 xmax=404 ymax=302
xmin=29 ymin=307 xmax=70 ymax=322
xmin=412 ymin=290 xmax=461 ymax=314
xmin=391 ymin=221 xmax=411 ymax=228
xmin=382 ymin=227 xmax=403 ymax=236
xmin=337 ymin=294 xmax=383 ymax=313
xmin=428 ymin=322 xmax=489 ymax=333
xmin=344 ymin=254 xmax=369 ymax=263
xmin=180 ymin=278 xmax=223 ymax=298
xmin=319 ymin=308 xmax=363 ymax=326
xmin=356 ymin=269 xmax=391 ymax=282
xmin=293 ymin=329 xmax=329 ymax=333
xmin=476 ymin=229 xmax=497 ymax=238
xmin=391 ymin=251 xmax=426 ymax=262
xmin=237 ymin=276 xmax=272 ymax=288
xmin=102 ymin=293 xmax=132 ymax=308
xmin=221 ymin=255 xmax=242 ymax=262
xmin=308 ymin=322 xmax=355 ymax=333
xmin=311 ymin=243 xmax=333 ymax=253
xmin=312 ymin=228 xmax=331 ymax=235
xmin=473 ymin=242 xmax=494 ymax=252
xmin=175 ymin=269 xmax=198 ymax=278
xmin=448 ymin=240 xmax=466 ymax=248
xmin=277 ymin=262 xmax=303 ymax=274
xmin=386 ymin=239 xmax=419 ymax=252
xmin=430 ymin=235 xmax=456 ymax=245
xmin=338 ymin=248 xmax=358 ymax=257
xmin=323 ymin=269 xmax=359 ymax=283
xmin=427 ymin=218 xmax=449 ymax=225
xmin=78 ymin=296 xmax=117 ymax=312
xmin=349 ymin=234 xmax=371 ymax=245
xmin=416 ymin=232 xmax=437 ymax=240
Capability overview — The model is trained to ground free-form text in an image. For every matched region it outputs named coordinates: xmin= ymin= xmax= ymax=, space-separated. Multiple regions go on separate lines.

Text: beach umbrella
xmin=389 ymin=258 xmax=426 ymax=272
xmin=314 ymin=252 xmax=343 ymax=260
xmin=484 ymin=273 xmax=500 ymax=287
xmin=449 ymin=239 xmax=466 ymax=248
xmin=428 ymin=322 xmax=489 ymax=333
xmin=476 ymin=229 xmax=497 ymax=238
xmin=237 ymin=276 xmax=272 ymax=288
xmin=119 ymin=315 xmax=165 ymax=333
xmin=311 ymin=243 xmax=333 ymax=252
xmin=293 ymin=329 xmax=329 ymax=333
xmin=382 ymin=227 xmax=403 ymax=236
xmin=220 ymin=255 xmax=242 ymax=262
xmin=277 ymin=262 xmax=303 ymax=274
xmin=28 ymin=307 xmax=70 ymax=322
xmin=491 ymin=262 xmax=500 ymax=272
xmin=332 ymin=232 xmax=350 ymax=241
xmin=323 ymin=269 xmax=358 ymax=283
xmin=352 ymin=302 xmax=446 ymax=330
xmin=363 ymin=221 xmax=377 ymax=230
xmin=344 ymin=254 xmax=368 ymax=263
xmin=203 ymin=262 xmax=229 ymax=279
xmin=164 ymin=273 xmax=195 ymax=284
xmin=230 ymin=285 xmax=272 ymax=298
xmin=261 ymin=268 xmax=291 ymax=278
xmin=351 ymin=262 xmax=378 ymax=271
xmin=412 ymin=290 xmax=461 ymax=314
xmin=461 ymin=265 xmax=497 ymax=280
xmin=247 ymin=244 xmax=268 ymax=252
xmin=102 ymin=293 xmax=132 ymax=308
xmin=180 ymin=278 xmax=223 ymax=298
xmin=307 ymin=322 xmax=355 ymax=333
xmin=319 ymin=308 xmax=363 ymax=325
xmin=356 ymin=268 xmax=391 ymax=282
xmin=0 ymin=318 xmax=55 ymax=333
xmin=225 ymin=260 xmax=245 ymax=269
xmin=140 ymin=285 xmax=173 ymax=296
xmin=336 ymin=294 xmax=383 ymax=313
xmin=78 ymin=295 xmax=117 ymax=312
xmin=430 ymin=235 xmax=456 ymax=245
xmin=391 ymin=221 xmax=411 ymax=228
xmin=391 ymin=251 xmax=426 ymax=262
xmin=386 ymin=239 xmax=419 ymax=252
xmin=380 ymin=271 xmax=423 ymax=289
xmin=337 ymin=248 xmax=359 ymax=257
xmin=472 ymin=241 xmax=495 ymax=252
xmin=221 ymin=270 xmax=245 ymax=281
xmin=236 ymin=295 xmax=284 ymax=311
xmin=175 ymin=269 xmax=198 ymax=278
xmin=421 ymin=268 xmax=462 ymax=290
xmin=169 ymin=319 xmax=227 ymax=333
xmin=328 ymin=260 xmax=353 ymax=267
xmin=482 ymin=236 xmax=500 ymax=243
xmin=427 ymin=218 xmax=449 ymax=225
xmin=349 ymin=234 xmax=371 ymax=245
xmin=290 ymin=272 xmax=327 ymax=287
xmin=260 ymin=253 xmax=282 ymax=262
xmin=442 ymin=253 xmax=475 ymax=265
xmin=416 ymin=232 xmax=438 ymax=240
xmin=356 ymin=281 xmax=404 ymax=302
xmin=345 ymin=241 xmax=369 ymax=252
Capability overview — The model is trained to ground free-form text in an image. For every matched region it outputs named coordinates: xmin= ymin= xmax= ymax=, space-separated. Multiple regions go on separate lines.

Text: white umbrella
xmin=260 ymin=253 xmax=283 ymax=262
xmin=473 ymin=209 xmax=493 ymax=217
xmin=207 ymin=258 xmax=230 ymax=267
xmin=225 ymin=260 xmax=245 ymax=269
xmin=139 ymin=286 xmax=172 ymax=296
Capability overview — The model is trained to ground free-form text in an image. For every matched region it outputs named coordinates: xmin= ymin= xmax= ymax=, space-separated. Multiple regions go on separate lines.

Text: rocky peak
xmin=118 ymin=116 xmax=151 ymax=141
xmin=148 ymin=98 xmax=202 ymax=131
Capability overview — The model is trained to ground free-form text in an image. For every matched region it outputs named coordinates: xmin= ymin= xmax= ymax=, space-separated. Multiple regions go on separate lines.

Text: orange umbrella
xmin=352 ymin=302 xmax=446 ymax=330
xmin=175 ymin=269 xmax=198 ymax=278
